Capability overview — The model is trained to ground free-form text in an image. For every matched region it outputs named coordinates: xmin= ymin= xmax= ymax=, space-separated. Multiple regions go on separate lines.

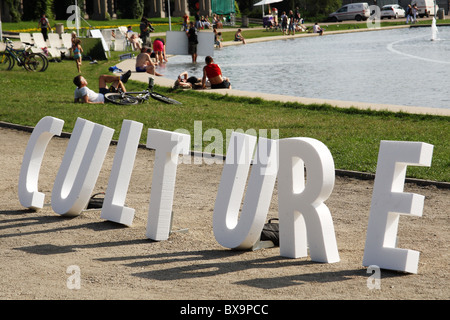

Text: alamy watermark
xmin=367 ymin=5 xmax=381 ymax=29
xmin=66 ymin=5 xmax=81 ymax=33
xmin=366 ymin=265 xmax=381 ymax=290
xmin=174 ymin=120 xmax=279 ymax=168
xmin=66 ymin=265 xmax=81 ymax=290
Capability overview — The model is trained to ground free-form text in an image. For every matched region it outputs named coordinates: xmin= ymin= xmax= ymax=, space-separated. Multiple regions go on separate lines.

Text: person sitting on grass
xmin=201 ymin=56 xmax=231 ymax=89
xmin=135 ymin=47 xmax=163 ymax=76
xmin=73 ymin=71 xmax=131 ymax=104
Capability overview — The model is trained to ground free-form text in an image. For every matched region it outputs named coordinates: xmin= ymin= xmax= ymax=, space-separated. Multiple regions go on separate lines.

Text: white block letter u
xmin=213 ymin=132 xmax=278 ymax=249
xmin=51 ymin=118 xmax=114 ymax=216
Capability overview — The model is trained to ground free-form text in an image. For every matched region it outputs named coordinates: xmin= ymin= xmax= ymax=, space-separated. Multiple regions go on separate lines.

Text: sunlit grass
xmin=0 ymin=33 xmax=448 ymax=182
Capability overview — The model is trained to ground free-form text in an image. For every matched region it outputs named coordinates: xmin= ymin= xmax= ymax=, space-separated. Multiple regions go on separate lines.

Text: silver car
xmin=380 ymin=4 xmax=406 ymax=19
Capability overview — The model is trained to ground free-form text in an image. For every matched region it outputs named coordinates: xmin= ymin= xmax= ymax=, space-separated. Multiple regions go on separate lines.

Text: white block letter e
xmin=363 ymin=141 xmax=433 ymax=274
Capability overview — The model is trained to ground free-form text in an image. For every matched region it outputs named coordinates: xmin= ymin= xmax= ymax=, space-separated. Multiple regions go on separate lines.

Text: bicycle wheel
xmin=24 ymin=53 xmax=47 ymax=72
xmin=105 ymin=93 xmax=140 ymax=105
xmin=150 ymin=92 xmax=182 ymax=104
xmin=36 ymin=53 xmax=49 ymax=71
xmin=0 ymin=52 xmax=13 ymax=71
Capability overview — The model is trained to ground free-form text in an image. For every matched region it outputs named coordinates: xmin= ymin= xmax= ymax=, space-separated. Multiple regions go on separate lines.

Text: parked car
xmin=411 ymin=0 xmax=439 ymax=17
xmin=328 ymin=2 xmax=371 ymax=22
xmin=380 ymin=4 xmax=406 ymax=19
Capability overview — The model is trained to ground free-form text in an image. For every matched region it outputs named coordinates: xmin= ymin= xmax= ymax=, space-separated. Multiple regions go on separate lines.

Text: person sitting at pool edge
xmin=73 ymin=71 xmax=131 ymax=104
xmin=135 ymin=47 xmax=163 ymax=76
xmin=234 ymin=29 xmax=246 ymax=44
xmin=202 ymin=56 xmax=231 ymax=89
xmin=313 ymin=22 xmax=323 ymax=36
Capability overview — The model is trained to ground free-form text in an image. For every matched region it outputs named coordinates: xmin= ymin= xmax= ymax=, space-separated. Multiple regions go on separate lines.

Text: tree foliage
xmin=301 ymin=0 xmax=342 ymax=16
xmin=52 ymin=0 xmax=85 ymax=20
xmin=4 ymin=0 xmax=22 ymax=22
xmin=21 ymin=0 xmax=54 ymax=21
xmin=116 ymin=0 xmax=144 ymax=19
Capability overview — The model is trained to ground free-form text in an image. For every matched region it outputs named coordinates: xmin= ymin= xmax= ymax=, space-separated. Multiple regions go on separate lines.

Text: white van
xmin=328 ymin=2 xmax=370 ymax=22
xmin=411 ymin=0 xmax=439 ymax=17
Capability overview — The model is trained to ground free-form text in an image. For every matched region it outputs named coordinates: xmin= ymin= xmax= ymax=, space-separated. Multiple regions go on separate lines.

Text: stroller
xmin=263 ymin=16 xmax=280 ymax=31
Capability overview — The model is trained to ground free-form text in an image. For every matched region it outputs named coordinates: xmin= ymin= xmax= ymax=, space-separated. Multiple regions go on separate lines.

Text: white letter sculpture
xmin=146 ymin=129 xmax=191 ymax=241
xmin=51 ymin=118 xmax=114 ymax=216
xmin=100 ymin=120 xmax=143 ymax=226
xmin=278 ymin=138 xmax=339 ymax=263
xmin=363 ymin=141 xmax=433 ymax=274
xmin=18 ymin=116 xmax=64 ymax=210
xmin=213 ymin=132 xmax=278 ymax=249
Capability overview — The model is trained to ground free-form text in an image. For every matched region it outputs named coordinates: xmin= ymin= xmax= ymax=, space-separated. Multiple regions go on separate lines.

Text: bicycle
xmin=0 ymin=38 xmax=48 ymax=72
xmin=105 ymin=77 xmax=182 ymax=105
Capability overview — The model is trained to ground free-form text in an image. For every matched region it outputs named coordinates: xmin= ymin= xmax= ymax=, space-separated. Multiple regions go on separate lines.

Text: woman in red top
xmin=202 ymin=56 xmax=231 ymax=89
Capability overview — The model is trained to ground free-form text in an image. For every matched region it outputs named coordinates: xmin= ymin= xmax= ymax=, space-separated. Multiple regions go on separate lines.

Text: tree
xmin=53 ymin=0 xmax=85 ymax=20
xmin=301 ymin=0 xmax=342 ymax=17
xmin=116 ymin=0 xmax=144 ymax=19
xmin=21 ymin=0 xmax=54 ymax=21
xmin=3 ymin=0 xmax=22 ymax=22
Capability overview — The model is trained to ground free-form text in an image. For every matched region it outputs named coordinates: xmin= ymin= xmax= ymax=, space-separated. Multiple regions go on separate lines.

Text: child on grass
xmin=73 ymin=38 xmax=83 ymax=73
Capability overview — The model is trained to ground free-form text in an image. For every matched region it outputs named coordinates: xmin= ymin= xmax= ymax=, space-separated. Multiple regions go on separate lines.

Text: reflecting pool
xmin=159 ymin=27 xmax=450 ymax=109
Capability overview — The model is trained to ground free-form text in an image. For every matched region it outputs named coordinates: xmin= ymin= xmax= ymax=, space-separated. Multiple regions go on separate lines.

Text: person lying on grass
xmin=73 ymin=71 xmax=131 ymax=104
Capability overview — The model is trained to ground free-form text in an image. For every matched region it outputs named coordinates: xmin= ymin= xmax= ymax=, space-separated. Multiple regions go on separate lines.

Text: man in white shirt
xmin=313 ymin=22 xmax=323 ymax=35
xmin=73 ymin=71 xmax=131 ymax=104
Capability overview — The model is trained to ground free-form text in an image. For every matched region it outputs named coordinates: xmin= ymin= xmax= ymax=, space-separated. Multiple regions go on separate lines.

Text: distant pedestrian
xmin=294 ymin=7 xmax=301 ymax=23
xmin=272 ymin=8 xmax=279 ymax=28
xmin=72 ymin=38 xmax=83 ymax=73
xmin=70 ymin=31 xmax=78 ymax=58
xmin=182 ymin=12 xmax=190 ymax=31
xmin=139 ymin=17 xmax=154 ymax=47
xmin=186 ymin=21 xmax=198 ymax=63
xmin=195 ymin=11 xmax=201 ymax=29
xmin=38 ymin=14 xmax=51 ymax=41
xmin=281 ymin=11 xmax=288 ymax=34
xmin=412 ymin=5 xmax=418 ymax=24
xmin=288 ymin=10 xmax=295 ymax=35
xmin=406 ymin=5 xmax=412 ymax=24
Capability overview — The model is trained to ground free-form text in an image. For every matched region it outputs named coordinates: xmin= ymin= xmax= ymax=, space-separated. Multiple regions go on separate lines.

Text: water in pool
xmin=157 ymin=27 xmax=450 ymax=110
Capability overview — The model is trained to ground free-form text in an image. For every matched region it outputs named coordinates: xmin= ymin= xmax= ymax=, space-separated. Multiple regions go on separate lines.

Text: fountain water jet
xmin=431 ymin=17 xmax=439 ymax=41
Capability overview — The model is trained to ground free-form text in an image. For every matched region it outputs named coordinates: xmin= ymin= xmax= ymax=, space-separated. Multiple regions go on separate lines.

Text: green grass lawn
xmin=1 ymin=21 xmax=449 ymax=182
xmin=4 ymin=16 xmax=450 ymax=39
xmin=1 ymin=52 xmax=448 ymax=182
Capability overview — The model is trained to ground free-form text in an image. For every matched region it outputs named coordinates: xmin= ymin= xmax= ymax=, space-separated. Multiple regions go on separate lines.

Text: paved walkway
xmin=117 ymin=27 xmax=450 ymax=117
